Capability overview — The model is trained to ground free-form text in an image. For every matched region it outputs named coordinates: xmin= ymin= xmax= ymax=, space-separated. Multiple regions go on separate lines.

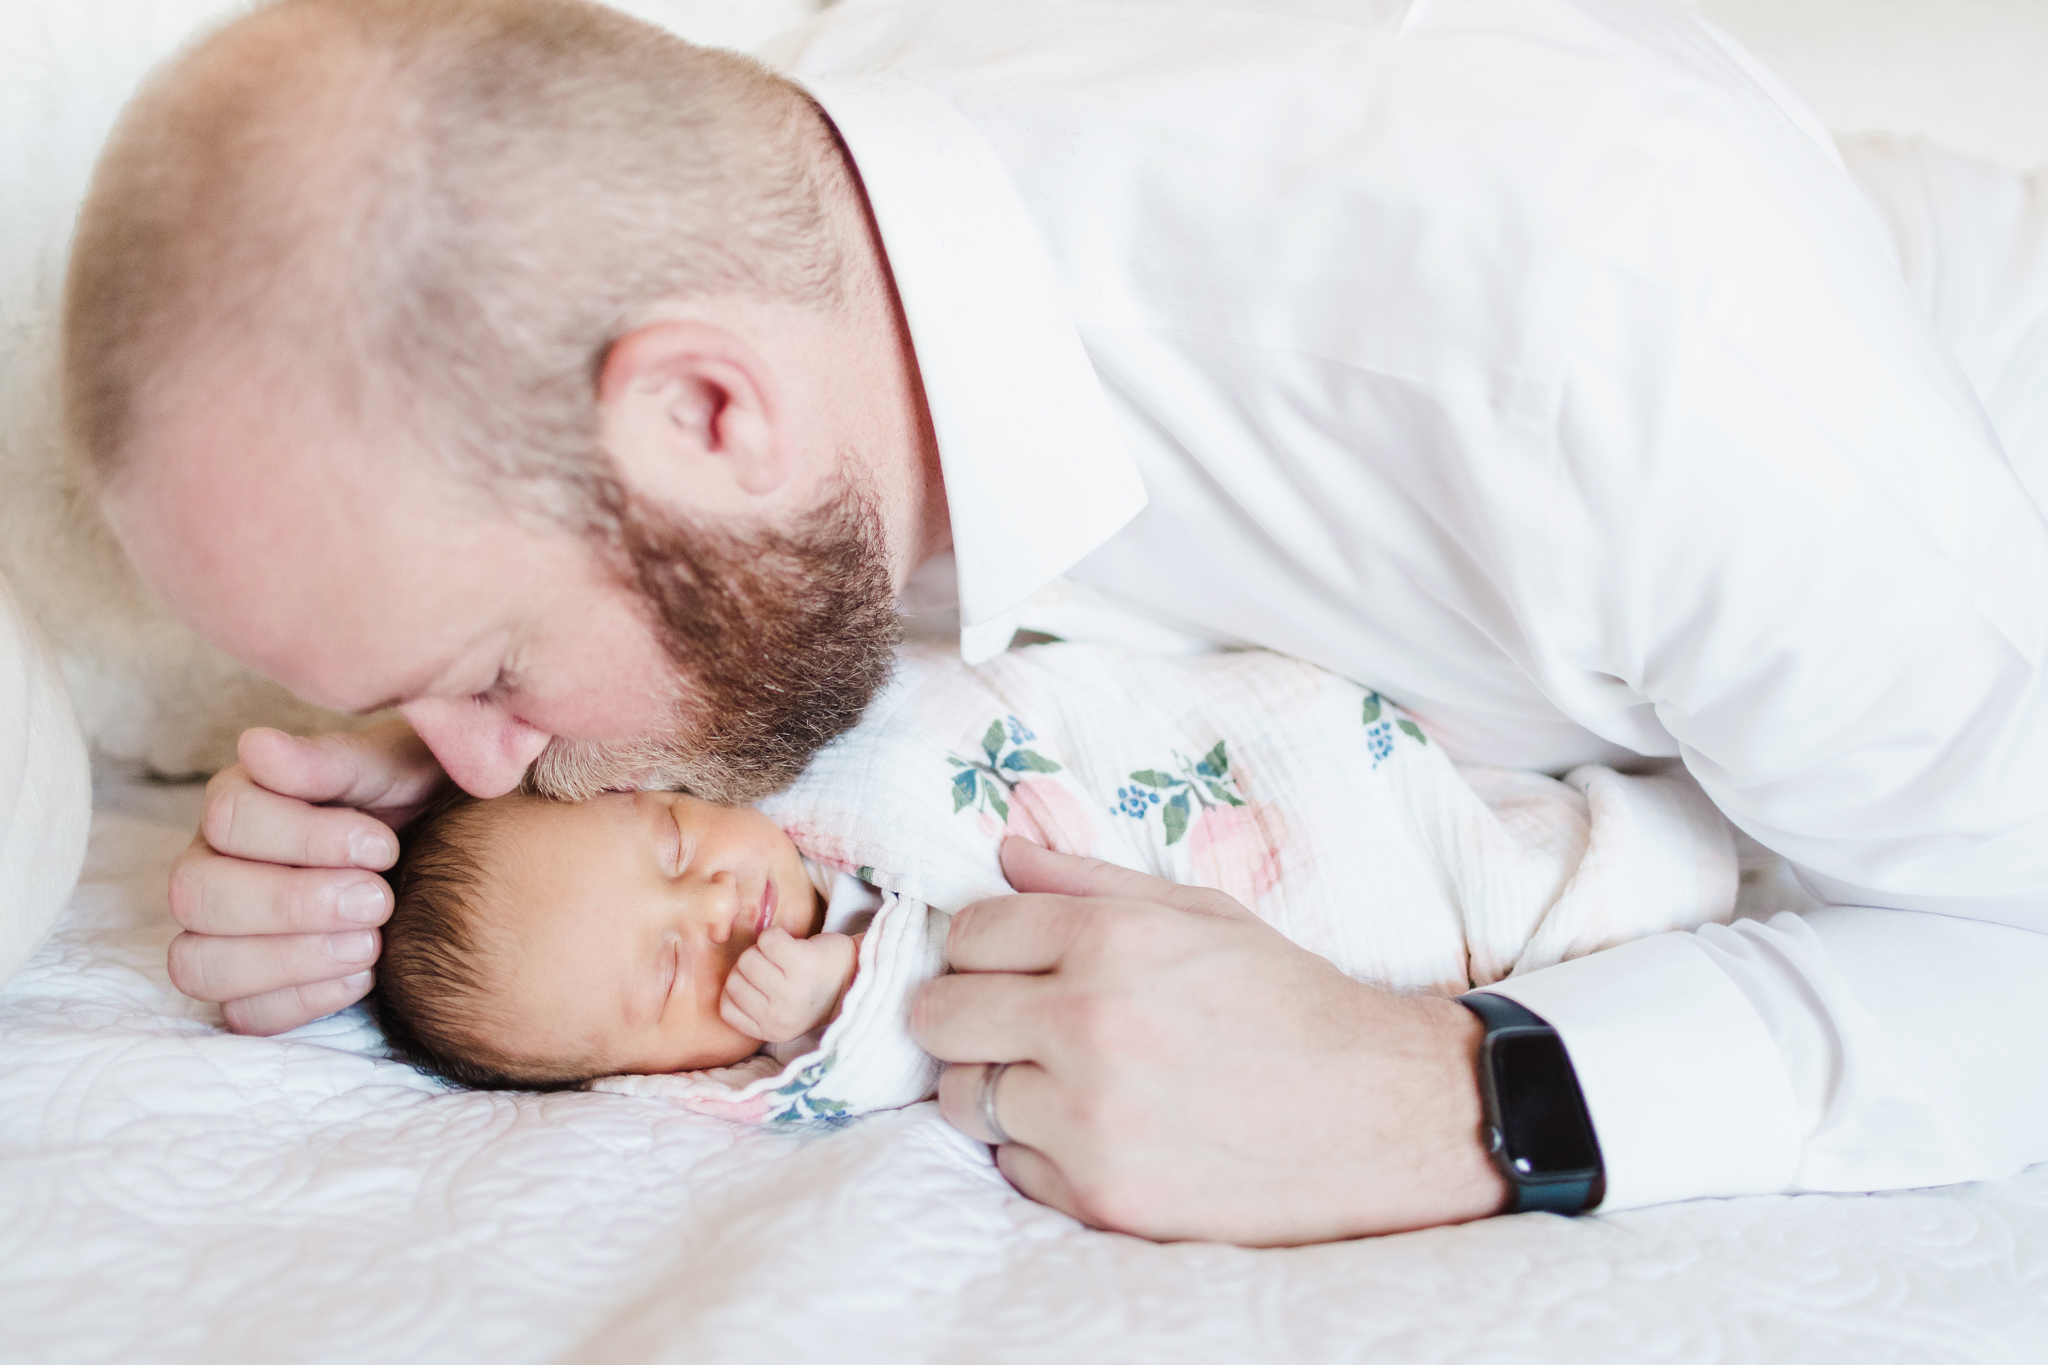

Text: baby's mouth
xmin=754 ymin=882 xmax=777 ymax=939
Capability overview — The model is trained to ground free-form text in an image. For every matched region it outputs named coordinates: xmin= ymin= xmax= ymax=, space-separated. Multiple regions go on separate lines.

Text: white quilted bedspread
xmin=3 ymin=780 xmax=2046 ymax=1364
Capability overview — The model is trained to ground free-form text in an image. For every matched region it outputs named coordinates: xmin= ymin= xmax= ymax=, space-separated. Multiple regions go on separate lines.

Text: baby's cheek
xmin=653 ymin=979 xmax=771 ymax=1071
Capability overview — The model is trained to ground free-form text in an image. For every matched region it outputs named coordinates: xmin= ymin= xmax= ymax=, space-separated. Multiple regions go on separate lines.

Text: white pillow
xmin=0 ymin=572 xmax=90 ymax=987
xmin=1695 ymin=0 xmax=2048 ymax=169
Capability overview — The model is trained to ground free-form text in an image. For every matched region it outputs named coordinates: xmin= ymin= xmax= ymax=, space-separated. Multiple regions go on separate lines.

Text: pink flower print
xmin=679 ymin=1090 xmax=776 ymax=1124
xmin=947 ymin=715 xmax=1067 ymax=845
xmin=777 ymin=823 xmax=861 ymax=874
xmin=1005 ymin=777 xmax=1099 ymax=857
xmin=1187 ymin=802 xmax=1289 ymax=907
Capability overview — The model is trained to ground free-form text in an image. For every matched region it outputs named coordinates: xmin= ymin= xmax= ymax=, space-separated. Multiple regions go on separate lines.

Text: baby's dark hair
xmin=372 ymin=789 xmax=592 ymax=1092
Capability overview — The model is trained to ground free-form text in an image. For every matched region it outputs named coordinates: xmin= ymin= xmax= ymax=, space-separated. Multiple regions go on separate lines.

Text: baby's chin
xmin=496 ymin=1022 xmax=767 ymax=1083
xmin=614 ymin=1029 xmax=769 ymax=1078
xmin=676 ymin=1043 xmax=765 ymax=1074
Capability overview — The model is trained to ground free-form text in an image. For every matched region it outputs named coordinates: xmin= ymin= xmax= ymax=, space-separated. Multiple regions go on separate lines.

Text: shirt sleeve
xmin=1487 ymin=909 xmax=2048 ymax=1210
xmin=1502 ymin=100 xmax=2048 ymax=1207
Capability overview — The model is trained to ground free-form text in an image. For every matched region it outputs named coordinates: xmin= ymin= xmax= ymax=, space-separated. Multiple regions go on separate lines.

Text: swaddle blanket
xmin=593 ymin=643 xmax=1736 ymax=1123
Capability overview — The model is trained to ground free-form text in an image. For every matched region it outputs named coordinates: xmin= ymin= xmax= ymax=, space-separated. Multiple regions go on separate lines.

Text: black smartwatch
xmin=1457 ymin=992 xmax=1605 ymax=1215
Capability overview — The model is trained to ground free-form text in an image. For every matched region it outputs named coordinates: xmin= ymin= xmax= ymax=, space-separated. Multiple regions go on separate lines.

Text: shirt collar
xmin=795 ymin=74 xmax=1148 ymax=663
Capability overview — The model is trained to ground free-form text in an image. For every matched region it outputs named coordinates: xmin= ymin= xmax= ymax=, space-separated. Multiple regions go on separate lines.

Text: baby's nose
xmin=704 ymin=871 xmax=742 ymax=944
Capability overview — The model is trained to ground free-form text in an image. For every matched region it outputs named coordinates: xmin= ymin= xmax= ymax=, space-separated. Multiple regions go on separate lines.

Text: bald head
xmin=64 ymin=0 xmax=846 ymax=531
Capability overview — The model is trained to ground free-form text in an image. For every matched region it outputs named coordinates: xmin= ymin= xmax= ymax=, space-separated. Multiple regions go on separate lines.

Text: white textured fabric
xmin=0 ymin=573 xmax=90 ymax=985
xmin=1496 ymin=133 xmax=2048 ymax=1209
xmin=768 ymin=0 xmax=2048 ymax=1209
xmin=596 ymin=644 xmax=1737 ymax=1121
xmin=3 ymin=783 xmax=2045 ymax=1363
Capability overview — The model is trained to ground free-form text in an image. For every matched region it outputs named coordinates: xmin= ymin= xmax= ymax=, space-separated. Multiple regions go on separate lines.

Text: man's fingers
xmin=944 ymin=890 xmax=1120 ymax=974
xmin=166 ymin=927 xmax=380 ymax=1005
xmin=218 ymin=972 xmax=375 ymax=1037
xmin=993 ymin=1143 xmax=1091 ymax=1226
xmin=998 ymin=838 xmax=1170 ymax=899
xmin=168 ymin=845 xmax=392 ymax=935
xmin=935 ymin=1059 xmax=1053 ymax=1148
xmin=997 ymin=838 xmax=1253 ymax=921
xmin=911 ymin=972 xmax=1049 ymax=1063
xmin=237 ymin=721 xmax=444 ymax=815
xmin=201 ymin=772 xmax=400 ymax=870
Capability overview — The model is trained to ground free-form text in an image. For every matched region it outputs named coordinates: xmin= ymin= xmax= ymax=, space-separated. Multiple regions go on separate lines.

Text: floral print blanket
xmin=591 ymin=643 xmax=1736 ymax=1124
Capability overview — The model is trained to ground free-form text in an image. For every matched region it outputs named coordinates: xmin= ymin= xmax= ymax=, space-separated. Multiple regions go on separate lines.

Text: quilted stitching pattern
xmin=2 ymin=784 xmax=2045 ymax=1363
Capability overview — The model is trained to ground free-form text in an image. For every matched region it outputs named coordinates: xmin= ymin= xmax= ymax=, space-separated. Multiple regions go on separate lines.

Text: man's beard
xmin=525 ymin=469 xmax=903 ymax=804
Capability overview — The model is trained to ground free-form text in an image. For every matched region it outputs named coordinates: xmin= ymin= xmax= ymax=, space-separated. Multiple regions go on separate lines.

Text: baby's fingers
xmin=720 ymin=974 xmax=773 ymax=1039
xmin=730 ymin=942 xmax=789 ymax=996
xmin=752 ymin=925 xmax=805 ymax=966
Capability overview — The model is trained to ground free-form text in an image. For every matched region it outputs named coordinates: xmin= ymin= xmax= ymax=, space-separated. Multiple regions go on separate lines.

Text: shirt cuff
xmin=1482 ymin=932 xmax=1803 ymax=1211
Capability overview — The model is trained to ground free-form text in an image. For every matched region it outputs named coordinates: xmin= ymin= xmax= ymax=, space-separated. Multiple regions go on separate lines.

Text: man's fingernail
xmin=338 ymin=882 xmax=387 ymax=924
xmin=326 ymin=930 xmax=377 ymax=963
xmin=342 ymin=971 xmax=373 ymax=992
xmin=350 ymin=831 xmax=395 ymax=868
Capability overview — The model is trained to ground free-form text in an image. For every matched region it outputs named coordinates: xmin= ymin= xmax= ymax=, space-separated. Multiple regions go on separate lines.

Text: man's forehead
xmin=105 ymin=395 xmax=585 ymax=708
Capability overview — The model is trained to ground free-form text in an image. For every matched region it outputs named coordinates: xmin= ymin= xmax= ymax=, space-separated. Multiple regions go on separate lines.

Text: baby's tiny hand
xmin=720 ymin=928 xmax=859 ymax=1044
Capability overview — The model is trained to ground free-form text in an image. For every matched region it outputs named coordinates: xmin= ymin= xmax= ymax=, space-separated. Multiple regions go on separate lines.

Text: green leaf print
xmin=1205 ymin=780 xmax=1245 ymax=807
xmin=982 ymin=720 xmax=1006 ymax=763
xmin=1162 ymin=791 xmax=1191 ymax=845
xmin=1396 ymin=719 xmax=1428 ymax=746
xmin=952 ymin=768 xmax=977 ymax=812
xmin=986 ymin=783 xmax=1010 ymax=823
xmin=1129 ymin=769 xmax=1177 ymax=788
xmin=1198 ymin=739 xmax=1229 ymax=778
xmin=1362 ymin=693 xmax=1383 ymax=725
xmin=1001 ymin=749 xmax=1062 ymax=774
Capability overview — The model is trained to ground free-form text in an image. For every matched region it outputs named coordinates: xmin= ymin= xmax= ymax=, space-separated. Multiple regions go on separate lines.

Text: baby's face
xmin=461 ymin=790 xmax=823 ymax=1076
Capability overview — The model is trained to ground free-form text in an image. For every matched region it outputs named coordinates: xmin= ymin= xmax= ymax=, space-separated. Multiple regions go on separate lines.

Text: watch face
xmin=1492 ymin=1031 xmax=1600 ymax=1176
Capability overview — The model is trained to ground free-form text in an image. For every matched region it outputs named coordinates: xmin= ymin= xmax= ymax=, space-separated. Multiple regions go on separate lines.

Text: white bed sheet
xmin=3 ymin=775 xmax=2045 ymax=1364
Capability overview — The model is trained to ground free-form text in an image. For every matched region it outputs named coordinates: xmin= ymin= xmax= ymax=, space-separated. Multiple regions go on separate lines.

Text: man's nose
xmin=397 ymin=697 xmax=553 ymax=798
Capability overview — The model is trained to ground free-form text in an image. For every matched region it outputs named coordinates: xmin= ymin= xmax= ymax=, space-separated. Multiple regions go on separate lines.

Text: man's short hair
xmin=64 ymin=0 xmax=845 ymax=530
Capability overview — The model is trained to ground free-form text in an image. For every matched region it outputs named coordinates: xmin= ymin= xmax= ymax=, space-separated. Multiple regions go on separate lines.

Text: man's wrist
xmin=1434 ymin=997 xmax=1515 ymax=1222
xmin=1457 ymin=992 xmax=1606 ymax=1214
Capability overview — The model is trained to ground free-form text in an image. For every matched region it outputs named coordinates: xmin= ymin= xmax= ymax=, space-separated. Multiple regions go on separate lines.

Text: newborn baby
xmin=375 ymin=641 xmax=1739 ymax=1120
xmin=374 ymin=789 xmax=876 ymax=1090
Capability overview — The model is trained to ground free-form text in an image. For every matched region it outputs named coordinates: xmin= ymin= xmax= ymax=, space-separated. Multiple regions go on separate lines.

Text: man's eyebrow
xmin=352 ymin=655 xmax=480 ymax=717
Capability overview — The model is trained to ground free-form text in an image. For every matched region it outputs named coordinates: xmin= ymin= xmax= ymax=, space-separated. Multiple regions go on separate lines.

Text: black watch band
xmin=1457 ymin=992 xmax=1605 ymax=1216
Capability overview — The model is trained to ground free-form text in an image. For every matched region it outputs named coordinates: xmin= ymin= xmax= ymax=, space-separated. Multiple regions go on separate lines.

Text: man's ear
xmin=595 ymin=319 xmax=792 ymax=510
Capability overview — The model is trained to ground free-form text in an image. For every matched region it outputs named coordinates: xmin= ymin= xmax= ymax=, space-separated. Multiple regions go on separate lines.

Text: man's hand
xmin=915 ymin=839 xmax=1508 ymax=1245
xmin=720 ymin=929 xmax=859 ymax=1043
xmin=166 ymin=721 xmax=448 ymax=1036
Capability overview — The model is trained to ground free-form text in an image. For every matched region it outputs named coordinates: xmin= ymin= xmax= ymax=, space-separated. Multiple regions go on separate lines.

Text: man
xmin=65 ymin=0 xmax=2048 ymax=1244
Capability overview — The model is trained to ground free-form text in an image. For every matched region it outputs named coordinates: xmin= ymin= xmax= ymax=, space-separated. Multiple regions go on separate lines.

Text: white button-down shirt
xmin=765 ymin=0 xmax=2048 ymax=1210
